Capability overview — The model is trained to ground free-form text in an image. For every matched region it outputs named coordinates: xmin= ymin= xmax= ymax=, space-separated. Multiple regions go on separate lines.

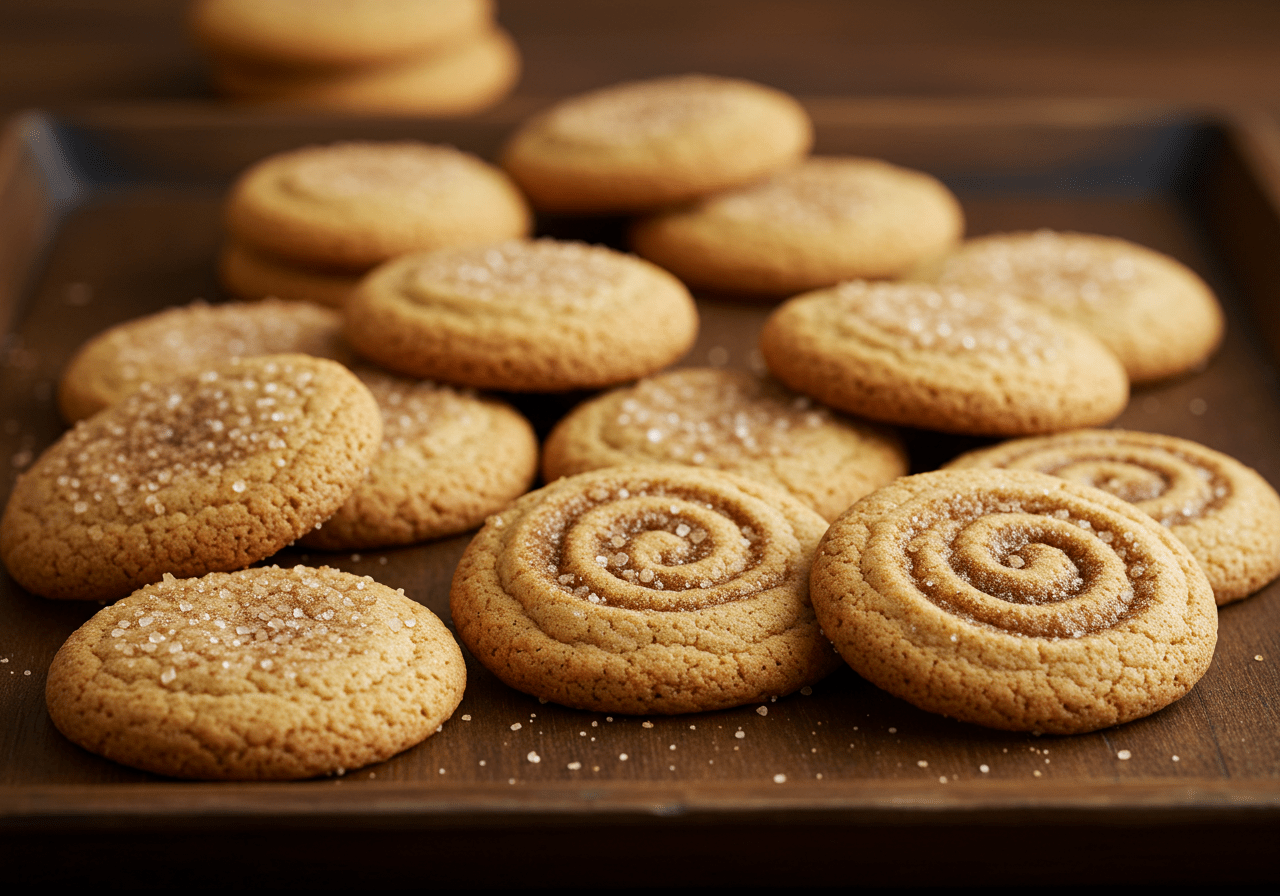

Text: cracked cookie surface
xmin=46 ymin=565 xmax=465 ymax=779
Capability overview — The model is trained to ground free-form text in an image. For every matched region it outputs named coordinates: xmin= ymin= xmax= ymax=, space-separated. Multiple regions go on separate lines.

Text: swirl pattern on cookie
xmin=811 ymin=469 xmax=1217 ymax=733
xmin=45 ymin=565 xmax=466 ymax=779
xmin=450 ymin=466 xmax=840 ymax=713
xmin=947 ymin=430 xmax=1280 ymax=604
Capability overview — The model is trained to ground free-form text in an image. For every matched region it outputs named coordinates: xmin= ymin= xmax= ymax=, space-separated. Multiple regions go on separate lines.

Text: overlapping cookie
xmin=344 ymin=239 xmax=699 ymax=391
xmin=450 ymin=466 xmax=842 ymax=714
xmin=760 ymin=280 xmax=1129 ymax=435
xmin=46 ymin=565 xmax=465 ymax=779
xmin=810 ymin=469 xmax=1218 ymax=733
xmin=543 ymin=367 xmax=906 ymax=521
xmin=1 ymin=355 xmax=381 ymax=600
xmin=503 ymin=74 xmax=813 ymax=213
xmin=219 ymin=242 xmax=362 ymax=308
xmin=947 ymin=430 xmax=1280 ymax=604
xmin=631 ymin=156 xmax=963 ymax=298
xmin=919 ymin=230 xmax=1224 ymax=383
xmin=58 ymin=299 xmax=351 ymax=422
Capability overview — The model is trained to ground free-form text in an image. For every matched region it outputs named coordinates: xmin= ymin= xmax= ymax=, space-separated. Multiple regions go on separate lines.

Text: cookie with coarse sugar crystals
xmin=303 ymin=366 xmax=538 ymax=550
xmin=630 ymin=156 xmax=964 ymax=298
xmin=46 ymin=565 xmax=466 ymax=779
xmin=450 ymin=465 xmax=842 ymax=714
xmin=502 ymin=74 xmax=812 ymax=214
xmin=345 ymin=239 xmax=699 ymax=392
xmin=543 ymin=367 xmax=907 ymax=521
xmin=1 ymin=355 xmax=381 ymax=601
xmin=810 ymin=469 xmax=1218 ymax=734
xmin=919 ymin=230 xmax=1224 ymax=383
xmin=225 ymin=141 xmax=531 ymax=271
xmin=190 ymin=0 xmax=494 ymax=69
xmin=946 ymin=429 xmax=1280 ymax=605
xmin=759 ymin=280 xmax=1129 ymax=436
xmin=57 ymin=298 xmax=352 ymax=423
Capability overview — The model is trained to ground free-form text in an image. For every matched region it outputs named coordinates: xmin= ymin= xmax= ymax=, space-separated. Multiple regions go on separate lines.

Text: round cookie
xmin=543 ymin=367 xmax=907 ymax=521
xmin=58 ymin=299 xmax=352 ymax=423
xmin=919 ymin=230 xmax=1224 ymax=383
xmin=225 ymin=141 xmax=532 ymax=271
xmin=46 ymin=566 xmax=466 ymax=779
xmin=810 ymin=469 xmax=1218 ymax=734
xmin=630 ymin=156 xmax=964 ymax=298
xmin=450 ymin=465 xmax=842 ymax=714
xmin=211 ymin=28 xmax=520 ymax=116
xmin=759 ymin=280 xmax=1129 ymax=436
xmin=303 ymin=367 xmax=538 ymax=550
xmin=1 ymin=355 xmax=381 ymax=601
xmin=502 ymin=74 xmax=813 ymax=214
xmin=344 ymin=239 xmax=699 ymax=391
xmin=946 ymin=429 xmax=1280 ymax=605
xmin=190 ymin=0 xmax=494 ymax=69
xmin=219 ymin=241 xmax=362 ymax=309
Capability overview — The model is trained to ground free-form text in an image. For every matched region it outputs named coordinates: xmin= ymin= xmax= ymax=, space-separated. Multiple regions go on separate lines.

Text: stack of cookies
xmin=189 ymin=0 xmax=519 ymax=115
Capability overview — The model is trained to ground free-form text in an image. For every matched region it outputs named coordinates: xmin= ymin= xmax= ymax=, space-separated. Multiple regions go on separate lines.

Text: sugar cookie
xmin=543 ymin=367 xmax=906 ymax=521
xmin=46 ymin=566 xmax=465 ymax=779
xmin=219 ymin=241 xmax=361 ymax=309
xmin=450 ymin=466 xmax=841 ymax=714
xmin=810 ymin=469 xmax=1217 ymax=733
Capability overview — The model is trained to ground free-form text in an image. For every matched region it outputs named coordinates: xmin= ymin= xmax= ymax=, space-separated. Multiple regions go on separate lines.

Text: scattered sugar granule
xmin=510 ymin=723 xmax=522 ymax=731
xmin=461 ymin=714 xmax=471 ymax=721
xmin=619 ymin=753 xmax=628 ymax=761
xmin=734 ymin=730 xmax=745 ymax=739
xmin=1117 ymin=749 xmax=1132 ymax=760
xmin=917 ymin=760 xmax=928 ymax=768
xmin=980 ymin=764 xmax=990 ymax=773
xmin=1256 ymin=655 xmax=1265 ymax=661
xmin=568 ymin=762 xmax=582 ymax=771
xmin=773 ymin=774 xmax=786 ymax=784
xmin=888 ymin=727 xmax=897 ymax=734
xmin=756 ymin=706 xmax=768 ymax=717
xmin=1172 ymin=755 xmax=1181 ymax=762
xmin=642 ymin=721 xmax=654 ymax=728
xmin=526 ymin=751 xmax=540 ymax=764
xmin=939 ymin=776 xmax=948 ymax=784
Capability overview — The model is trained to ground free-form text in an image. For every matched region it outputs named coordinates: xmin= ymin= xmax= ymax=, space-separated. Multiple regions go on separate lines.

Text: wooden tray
xmin=3 ymin=100 xmax=1280 ymax=885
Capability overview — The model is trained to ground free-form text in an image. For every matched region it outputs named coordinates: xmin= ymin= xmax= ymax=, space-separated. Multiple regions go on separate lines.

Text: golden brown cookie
xmin=344 ymin=239 xmax=699 ymax=391
xmin=57 ymin=299 xmax=352 ymax=423
xmin=190 ymin=0 xmax=494 ymax=69
xmin=219 ymin=241 xmax=361 ymax=309
xmin=450 ymin=465 xmax=842 ymax=714
xmin=810 ymin=469 xmax=1218 ymax=734
xmin=46 ymin=565 xmax=465 ymax=779
xmin=303 ymin=367 xmax=538 ymax=550
xmin=543 ymin=367 xmax=906 ymax=521
xmin=946 ymin=430 xmax=1280 ymax=605
xmin=630 ymin=156 xmax=964 ymax=298
xmin=1 ymin=355 xmax=381 ymax=601
xmin=502 ymin=74 xmax=813 ymax=214
xmin=210 ymin=27 xmax=520 ymax=116
xmin=225 ymin=141 xmax=531 ymax=271
xmin=919 ymin=230 xmax=1224 ymax=383
xmin=760 ymin=280 xmax=1129 ymax=436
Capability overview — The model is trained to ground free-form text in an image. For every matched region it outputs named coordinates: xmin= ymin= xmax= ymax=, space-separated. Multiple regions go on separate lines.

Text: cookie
xmin=45 ymin=565 xmax=465 ymax=779
xmin=759 ymin=280 xmax=1129 ymax=436
xmin=543 ymin=367 xmax=907 ymax=521
xmin=946 ymin=429 xmax=1280 ymax=605
xmin=344 ymin=239 xmax=699 ymax=391
xmin=225 ymin=141 xmax=532 ymax=271
xmin=810 ymin=469 xmax=1218 ymax=733
xmin=219 ymin=241 xmax=362 ymax=309
xmin=919 ymin=230 xmax=1224 ymax=383
xmin=211 ymin=27 xmax=520 ymax=116
xmin=58 ymin=299 xmax=352 ymax=423
xmin=190 ymin=0 xmax=494 ymax=69
xmin=303 ymin=367 xmax=538 ymax=550
xmin=502 ymin=74 xmax=813 ymax=214
xmin=1 ymin=355 xmax=381 ymax=601
xmin=450 ymin=465 xmax=842 ymax=714
xmin=630 ymin=156 xmax=964 ymax=298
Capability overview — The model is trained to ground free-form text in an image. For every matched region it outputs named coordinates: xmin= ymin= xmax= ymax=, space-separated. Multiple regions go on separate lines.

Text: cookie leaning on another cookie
xmin=810 ymin=469 xmax=1218 ymax=734
xmin=946 ymin=429 xmax=1280 ymax=605
xmin=46 ymin=566 xmax=466 ymax=779
xmin=219 ymin=242 xmax=362 ymax=308
xmin=630 ymin=156 xmax=964 ymax=298
xmin=543 ymin=367 xmax=907 ymax=521
xmin=760 ymin=280 xmax=1129 ymax=436
xmin=450 ymin=466 xmax=842 ymax=714
xmin=1 ymin=355 xmax=381 ymax=601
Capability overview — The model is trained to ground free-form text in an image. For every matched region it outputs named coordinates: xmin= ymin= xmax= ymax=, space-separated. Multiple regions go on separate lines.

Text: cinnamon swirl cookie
xmin=947 ymin=430 xmax=1280 ymax=604
xmin=450 ymin=466 xmax=840 ymax=714
xmin=810 ymin=469 xmax=1218 ymax=734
